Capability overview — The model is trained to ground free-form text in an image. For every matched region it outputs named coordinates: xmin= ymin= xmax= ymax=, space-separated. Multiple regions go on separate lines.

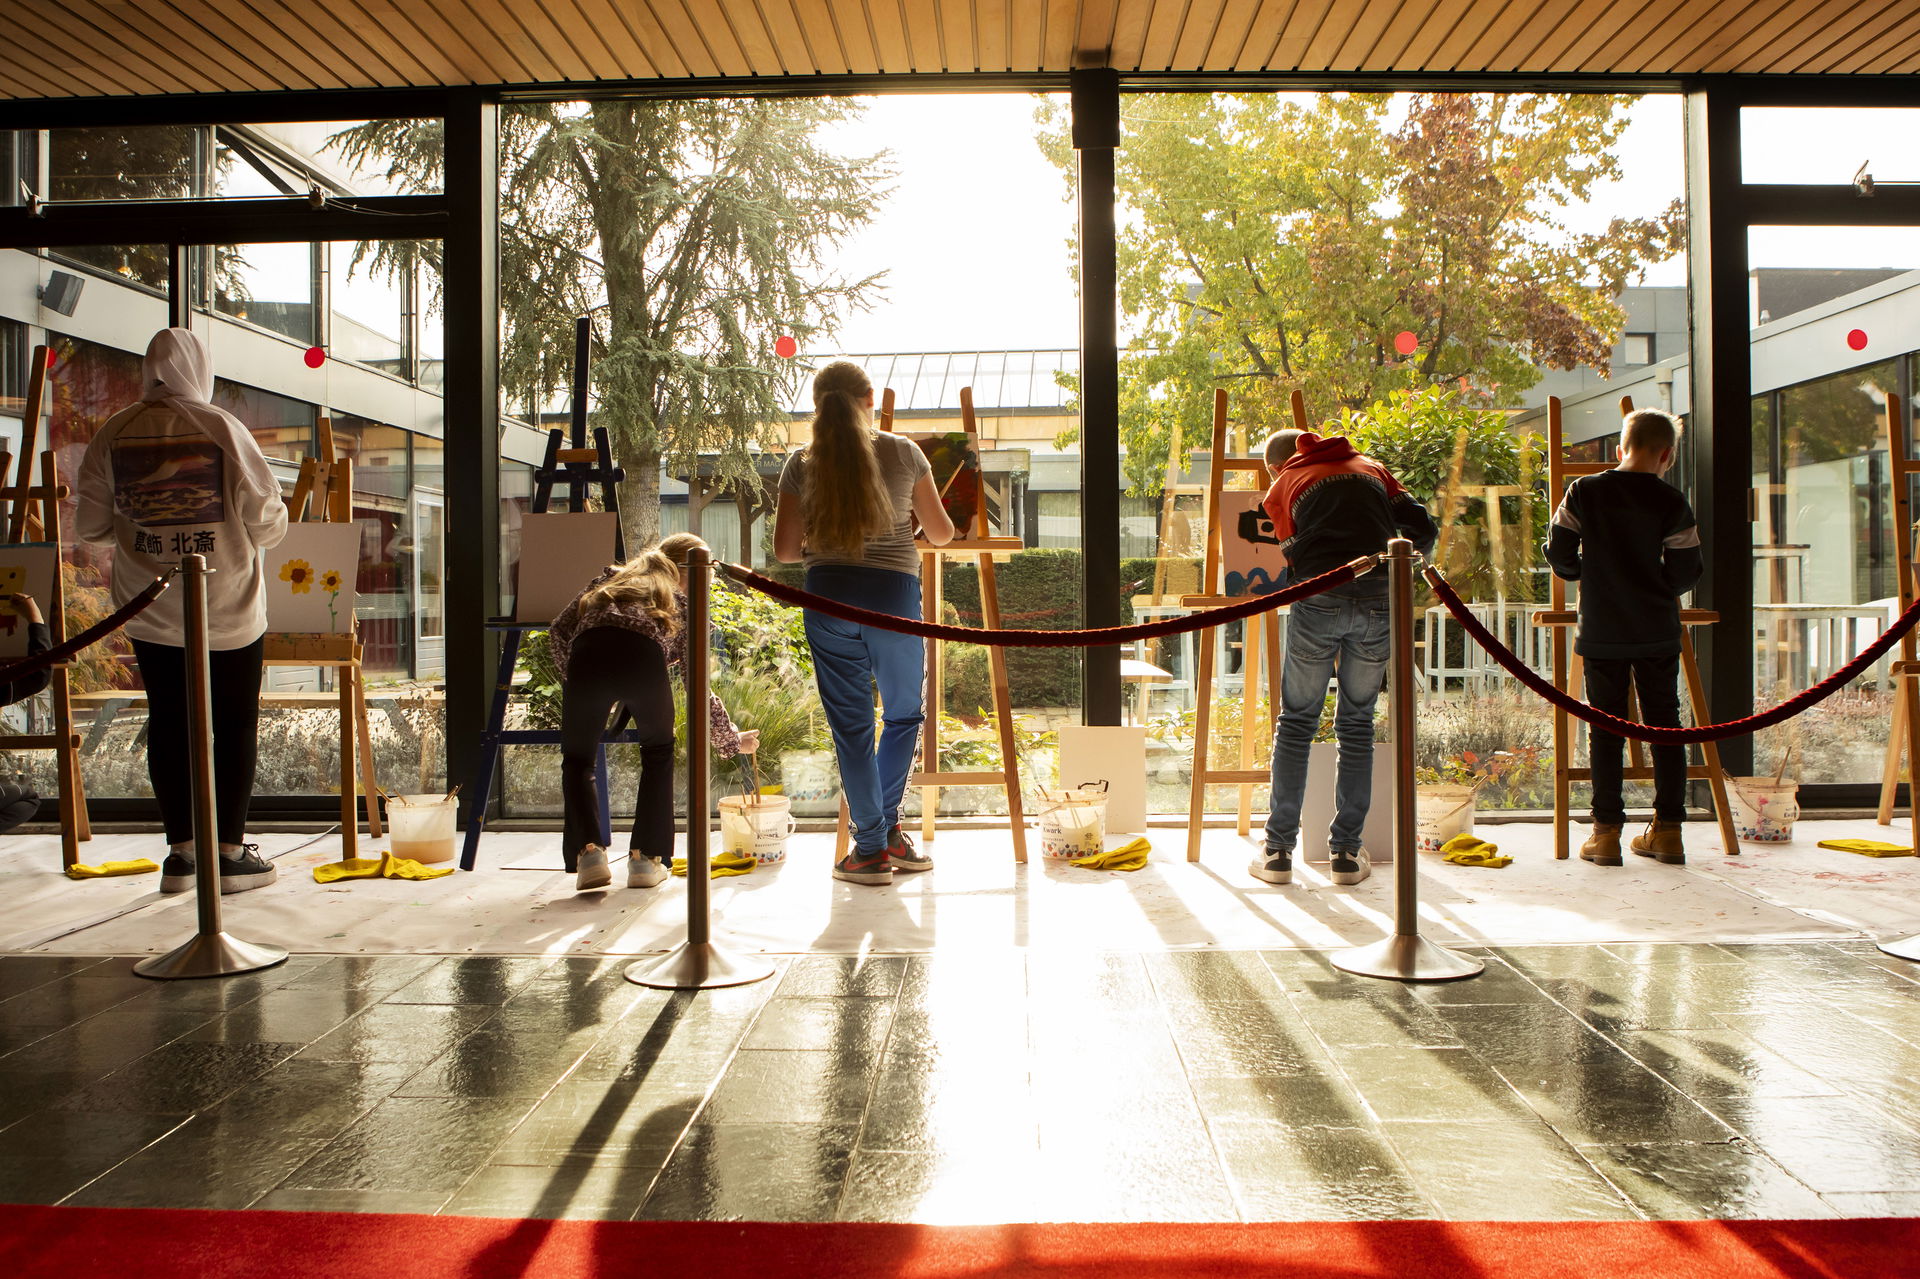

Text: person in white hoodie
xmin=77 ymin=328 xmax=289 ymax=893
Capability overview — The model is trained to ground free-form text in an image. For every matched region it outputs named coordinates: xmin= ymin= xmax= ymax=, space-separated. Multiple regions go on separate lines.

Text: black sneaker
xmin=1249 ymin=848 xmax=1293 ymax=885
xmin=217 ymin=844 xmax=277 ymax=894
xmin=833 ymin=846 xmax=892 ymax=886
xmin=885 ymin=825 xmax=933 ymax=873
xmin=1330 ymin=851 xmax=1372 ymax=886
xmin=159 ymin=853 xmax=195 ymax=893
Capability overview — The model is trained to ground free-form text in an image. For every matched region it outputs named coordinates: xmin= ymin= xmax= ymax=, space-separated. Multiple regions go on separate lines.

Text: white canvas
xmin=1220 ymin=490 xmax=1289 ymax=597
xmin=0 ymin=543 xmax=57 ymax=658
xmin=267 ymin=523 xmax=361 ymax=634
xmin=1057 ymin=725 xmax=1147 ymax=834
xmin=516 ymin=512 xmax=619 ymax=623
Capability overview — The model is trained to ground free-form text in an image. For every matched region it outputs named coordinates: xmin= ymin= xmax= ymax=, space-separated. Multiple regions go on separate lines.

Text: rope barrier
xmin=1425 ymin=566 xmax=1920 ymax=744
xmin=0 ymin=573 xmax=174 ymax=688
xmin=720 ymin=556 xmax=1380 ymax=649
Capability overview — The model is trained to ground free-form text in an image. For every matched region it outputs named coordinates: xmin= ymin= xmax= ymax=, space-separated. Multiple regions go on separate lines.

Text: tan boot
xmin=1580 ymin=824 xmax=1623 ymax=866
xmin=1631 ymin=820 xmax=1686 ymax=865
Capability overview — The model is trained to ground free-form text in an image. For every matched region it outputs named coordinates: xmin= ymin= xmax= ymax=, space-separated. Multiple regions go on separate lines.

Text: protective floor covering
xmin=2 ymin=817 xmax=1913 ymax=957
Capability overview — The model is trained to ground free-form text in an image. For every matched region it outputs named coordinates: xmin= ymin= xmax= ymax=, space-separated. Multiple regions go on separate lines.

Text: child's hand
xmin=736 ymin=729 xmax=760 ymax=755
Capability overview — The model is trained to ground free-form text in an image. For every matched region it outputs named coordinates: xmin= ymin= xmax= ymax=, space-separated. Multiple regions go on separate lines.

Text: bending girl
xmin=774 ymin=361 xmax=955 ymax=885
xmin=547 ymin=533 xmax=756 ymax=892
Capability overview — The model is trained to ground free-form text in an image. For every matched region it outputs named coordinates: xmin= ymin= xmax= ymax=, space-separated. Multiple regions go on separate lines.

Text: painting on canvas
xmin=907 ymin=433 xmax=981 ymax=536
xmin=1220 ymin=491 xmax=1289 ymax=597
xmin=0 ymin=543 xmax=58 ymax=657
xmin=267 ymin=523 xmax=361 ymax=634
xmin=515 ymin=512 xmax=620 ymax=623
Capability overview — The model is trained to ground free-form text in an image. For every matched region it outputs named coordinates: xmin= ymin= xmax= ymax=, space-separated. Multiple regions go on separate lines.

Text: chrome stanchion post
xmin=135 ymin=554 xmax=288 ymax=981
xmin=628 ymin=545 xmax=774 ymax=990
xmin=1332 ymin=539 xmax=1484 ymax=983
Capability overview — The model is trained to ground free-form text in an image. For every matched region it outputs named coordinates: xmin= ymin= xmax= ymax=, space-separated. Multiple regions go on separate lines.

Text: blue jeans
xmin=804 ymin=565 xmax=926 ymax=853
xmin=1264 ymin=594 xmax=1391 ymax=855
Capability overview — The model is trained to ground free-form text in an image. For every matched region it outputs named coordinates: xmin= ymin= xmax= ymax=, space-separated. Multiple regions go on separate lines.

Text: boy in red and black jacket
xmin=1252 ymin=429 xmax=1437 ymax=889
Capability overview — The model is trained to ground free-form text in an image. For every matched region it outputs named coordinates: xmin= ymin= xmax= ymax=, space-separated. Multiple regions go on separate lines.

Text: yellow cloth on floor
xmin=1438 ymin=833 xmax=1511 ymax=868
xmin=671 ymin=851 xmax=757 ymax=878
xmin=1070 ymin=837 xmax=1152 ymax=871
xmin=312 ymin=852 xmax=456 ymax=883
xmin=64 ymin=858 xmax=159 ymax=880
xmin=1818 ymin=838 xmax=1916 ymax=858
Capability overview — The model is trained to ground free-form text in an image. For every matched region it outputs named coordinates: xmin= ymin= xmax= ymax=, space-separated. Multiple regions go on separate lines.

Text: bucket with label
xmin=1729 ymin=778 xmax=1799 ymax=843
xmin=719 ymin=794 xmax=795 ymax=865
xmin=1035 ymin=783 xmax=1108 ymax=860
xmin=1415 ymin=785 xmax=1476 ymax=852
xmin=385 ymin=793 xmax=458 ymax=864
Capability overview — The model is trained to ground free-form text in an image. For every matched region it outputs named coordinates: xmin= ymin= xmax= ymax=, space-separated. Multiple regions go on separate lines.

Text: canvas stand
xmin=1876 ymin=390 xmax=1920 ymax=853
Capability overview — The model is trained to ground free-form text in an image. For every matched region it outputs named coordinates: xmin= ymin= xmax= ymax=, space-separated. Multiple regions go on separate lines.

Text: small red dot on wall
xmin=303 ymin=346 xmax=327 ymax=368
xmin=1393 ymin=330 xmax=1418 ymax=356
xmin=774 ymin=335 xmax=798 ymax=359
xmin=1847 ymin=329 xmax=1869 ymax=351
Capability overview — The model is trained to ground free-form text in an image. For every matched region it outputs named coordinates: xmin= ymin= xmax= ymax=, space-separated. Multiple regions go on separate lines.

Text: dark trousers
xmin=560 ymin=627 xmax=675 ymax=871
xmin=0 ymin=779 xmax=39 ymax=834
xmin=1585 ymin=651 xmax=1686 ymax=825
xmin=132 ymin=636 xmax=265 ymax=847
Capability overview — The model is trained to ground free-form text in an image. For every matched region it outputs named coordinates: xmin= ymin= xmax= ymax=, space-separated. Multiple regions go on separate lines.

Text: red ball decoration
xmin=43 ymin=348 xmax=56 ymax=369
xmin=1846 ymin=329 xmax=1868 ymax=352
xmin=1393 ymin=330 xmax=1418 ymax=356
xmin=303 ymin=346 xmax=327 ymax=369
xmin=774 ymin=335 xmax=798 ymax=359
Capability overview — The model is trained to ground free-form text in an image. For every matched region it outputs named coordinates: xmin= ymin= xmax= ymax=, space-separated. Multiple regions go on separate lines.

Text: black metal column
xmin=1073 ymin=68 xmax=1122 ymax=727
xmin=443 ymin=90 xmax=501 ymax=824
xmin=1685 ymin=87 xmax=1753 ymax=776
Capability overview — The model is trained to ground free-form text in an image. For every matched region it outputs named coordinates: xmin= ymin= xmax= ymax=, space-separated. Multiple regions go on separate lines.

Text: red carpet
xmin=2 ymin=1205 xmax=1913 ymax=1278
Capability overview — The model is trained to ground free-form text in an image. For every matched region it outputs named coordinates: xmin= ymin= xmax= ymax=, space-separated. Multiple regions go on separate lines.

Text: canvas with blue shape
xmin=1220 ymin=491 xmax=1289 ymax=597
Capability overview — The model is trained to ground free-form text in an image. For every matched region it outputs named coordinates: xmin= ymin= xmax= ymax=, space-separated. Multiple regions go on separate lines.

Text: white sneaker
xmin=575 ymin=845 xmax=612 ymax=891
xmin=627 ymin=854 xmax=670 ymax=888
xmin=1329 ymin=852 xmax=1372 ymax=886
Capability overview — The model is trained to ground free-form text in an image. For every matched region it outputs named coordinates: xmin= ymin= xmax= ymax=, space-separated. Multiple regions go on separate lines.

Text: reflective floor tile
xmin=1 ymin=1004 xmax=216 ymax=1076
xmin=699 ymin=1050 xmax=878 ymax=1126
xmin=1727 ymin=1094 xmax=1920 ymax=1194
xmin=1284 ymin=984 xmax=1463 ymax=1049
xmin=52 ymin=1040 xmax=304 ymax=1115
xmin=838 ymin=1148 xmax=1041 ymax=1224
xmin=859 ymin=1070 xmax=1036 ymax=1156
xmin=1213 ymin=1122 xmax=1435 ymax=1221
xmin=64 ymin=1118 xmax=334 ymax=1210
xmin=382 ymin=956 xmax=563 ymax=1006
xmin=1333 ymin=1046 xmax=1535 ymax=1125
xmin=1615 ymin=1029 xmax=1842 ymax=1107
xmin=0 ymin=956 xmax=112 ymax=999
xmin=0 ymin=972 xmax=154 ymax=1025
xmin=442 ymin=1155 xmax=669 ymax=1219
xmin=776 ymin=956 xmax=907 ymax=999
xmin=253 ymin=1187 xmax=451 ymax=1214
xmin=1165 ymin=1000 xmax=1330 ymax=1078
xmin=178 ymin=988 xmax=384 ymax=1045
xmin=742 ymin=997 xmax=896 ymax=1054
xmin=1189 ymin=1073 xmax=1376 ymax=1129
xmin=395 ymin=1030 xmax=594 ymax=1098
xmin=197 ymin=1058 xmax=416 ymax=1142
xmin=1431 ymin=1003 xmax=1632 ymax=1065
xmin=0 ymin=1108 xmax=181 ymax=1164
xmin=1386 ymin=1120 xmax=1634 ymax=1221
xmin=278 ymin=956 xmax=442 ymax=992
xmin=1580 ymin=1141 xmax=1833 ymax=1219
xmin=280 ymin=1095 xmax=539 ymax=1193
xmin=1495 ymin=1057 xmax=1737 ymax=1146
xmin=295 ymin=1002 xmax=498 ymax=1064
xmin=636 ymin=1122 xmax=858 ymax=1222
xmin=1144 ymin=951 xmax=1288 ymax=1003
xmin=1821 ymin=1191 xmax=1920 ymax=1217
xmin=492 ymin=1078 xmax=707 ymax=1161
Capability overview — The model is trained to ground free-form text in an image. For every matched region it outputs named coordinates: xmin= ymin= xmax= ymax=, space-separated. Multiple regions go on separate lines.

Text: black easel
xmin=459 ymin=318 xmax=630 ymax=870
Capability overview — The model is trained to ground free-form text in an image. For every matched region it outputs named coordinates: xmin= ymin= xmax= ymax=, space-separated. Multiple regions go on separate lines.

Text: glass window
xmin=44 ymin=125 xmax=200 ymax=203
xmin=417 ymin=257 xmax=444 ymax=393
xmin=1623 ymin=333 xmax=1653 ymax=365
xmin=1741 ymin=108 xmax=1920 ymax=187
xmin=328 ymin=241 xmax=406 ymax=375
xmin=215 ymin=241 xmax=315 ymax=344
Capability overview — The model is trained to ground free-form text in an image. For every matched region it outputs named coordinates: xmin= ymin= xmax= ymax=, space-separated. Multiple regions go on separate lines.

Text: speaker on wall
xmin=39 ymin=270 xmax=84 ymax=317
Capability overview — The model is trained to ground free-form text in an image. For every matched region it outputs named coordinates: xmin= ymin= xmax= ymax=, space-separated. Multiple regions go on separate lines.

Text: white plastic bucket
xmin=385 ymin=793 xmax=457 ymax=864
xmin=1415 ymin=785 xmax=1476 ymax=852
xmin=1036 ymin=788 xmax=1107 ymax=860
xmin=719 ymin=794 xmax=795 ymax=864
xmin=1730 ymin=778 xmax=1799 ymax=843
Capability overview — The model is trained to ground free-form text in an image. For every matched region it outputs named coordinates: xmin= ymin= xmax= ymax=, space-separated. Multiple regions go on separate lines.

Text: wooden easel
xmin=1876 ymin=391 xmax=1920 ymax=852
xmin=1 ymin=343 xmax=90 ymax=867
xmin=1182 ymin=387 xmax=1308 ymax=862
xmin=834 ymin=385 xmax=1030 ymax=862
xmin=1534 ymin=395 xmax=1739 ymax=859
xmin=262 ymin=417 xmax=382 ymax=856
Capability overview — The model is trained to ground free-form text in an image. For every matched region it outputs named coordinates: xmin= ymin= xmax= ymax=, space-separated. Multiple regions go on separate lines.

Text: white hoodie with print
xmin=76 ymin=328 xmax=290 ymax=650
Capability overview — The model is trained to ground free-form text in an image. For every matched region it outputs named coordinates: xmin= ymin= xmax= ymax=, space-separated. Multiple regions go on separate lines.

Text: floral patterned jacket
xmin=548 ymin=568 xmax=743 ymax=757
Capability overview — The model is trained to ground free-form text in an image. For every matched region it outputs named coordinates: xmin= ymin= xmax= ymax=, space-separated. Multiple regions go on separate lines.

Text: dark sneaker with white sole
xmin=885 ymin=825 xmax=933 ymax=873
xmin=1329 ymin=852 xmax=1372 ymax=886
xmin=163 ymin=845 xmax=278 ymax=894
xmin=833 ymin=846 xmax=892 ymax=886
xmin=1249 ymin=849 xmax=1293 ymax=884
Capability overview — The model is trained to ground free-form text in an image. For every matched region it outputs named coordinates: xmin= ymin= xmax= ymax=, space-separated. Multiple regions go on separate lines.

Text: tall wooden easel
xmin=1182 ymin=387 xmax=1307 ymax=861
xmin=1533 ymin=395 xmax=1739 ymax=859
xmin=1876 ymin=390 xmax=1920 ymax=852
xmin=263 ymin=416 xmax=383 ymax=856
xmin=1 ymin=343 xmax=90 ymax=867
xmin=834 ymin=386 xmax=1029 ymax=862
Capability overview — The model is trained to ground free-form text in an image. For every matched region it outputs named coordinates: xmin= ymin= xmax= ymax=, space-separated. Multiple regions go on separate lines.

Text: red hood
xmin=1280 ymin=433 xmax=1361 ymax=471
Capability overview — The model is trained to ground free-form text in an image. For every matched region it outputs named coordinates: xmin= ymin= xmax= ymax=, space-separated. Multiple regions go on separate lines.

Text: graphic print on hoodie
xmin=1260 ymin=433 xmax=1437 ymax=600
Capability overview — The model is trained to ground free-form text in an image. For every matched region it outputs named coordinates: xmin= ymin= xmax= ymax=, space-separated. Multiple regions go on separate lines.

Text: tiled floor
xmin=6 ymin=942 xmax=1920 ymax=1223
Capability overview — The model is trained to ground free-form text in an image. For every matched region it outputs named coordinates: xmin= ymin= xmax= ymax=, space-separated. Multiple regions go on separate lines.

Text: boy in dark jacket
xmin=1544 ymin=408 xmax=1702 ymax=866
xmin=1253 ymin=429 xmax=1437 ymax=887
xmin=0 ymin=592 xmax=52 ymax=835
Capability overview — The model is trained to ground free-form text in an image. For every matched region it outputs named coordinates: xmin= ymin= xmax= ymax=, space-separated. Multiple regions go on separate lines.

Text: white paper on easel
xmin=0 ymin=543 xmax=57 ymax=657
xmin=516 ymin=512 xmax=619 ymax=623
xmin=1057 ymin=725 xmax=1147 ymax=834
xmin=266 ymin=524 xmax=362 ymax=634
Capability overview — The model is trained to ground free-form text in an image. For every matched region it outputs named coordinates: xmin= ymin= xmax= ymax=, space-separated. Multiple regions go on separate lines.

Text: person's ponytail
xmin=804 ymin=362 xmax=891 ymax=558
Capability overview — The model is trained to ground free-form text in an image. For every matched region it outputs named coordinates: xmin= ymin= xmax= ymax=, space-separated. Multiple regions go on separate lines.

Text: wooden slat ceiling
xmin=5 ymin=0 xmax=1920 ymax=100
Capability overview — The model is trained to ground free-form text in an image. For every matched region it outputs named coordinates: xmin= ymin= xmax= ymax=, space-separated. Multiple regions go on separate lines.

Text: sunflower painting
xmin=266 ymin=524 xmax=360 ymax=634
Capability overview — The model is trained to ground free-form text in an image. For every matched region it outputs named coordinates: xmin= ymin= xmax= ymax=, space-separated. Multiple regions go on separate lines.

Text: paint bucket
xmin=719 ymin=794 xmax=795 ymax=865
xmin=1729 ymin=778 xmax=1799 ymax=843
xmin=1035 ymin=787 xmax=1108 ymax=860
xmin=385 ymin=793 xmax=457 ymax=864
xmin=1415 ymin=785 xmax=1476 ymax=852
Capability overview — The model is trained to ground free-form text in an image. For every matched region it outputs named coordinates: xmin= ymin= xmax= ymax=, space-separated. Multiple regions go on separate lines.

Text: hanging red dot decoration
xmin=43 ymin=348 xmax=56 ymax=368
xmin=1393 ymin=330 xmax=1418 ymax=356
xmin=1846 ymin=329 xmax=1868 ymax=351
xmin=303 ymin=346 xmax=327 ymax=368
xmin=774 ymin=335 xmax=798 ymax=359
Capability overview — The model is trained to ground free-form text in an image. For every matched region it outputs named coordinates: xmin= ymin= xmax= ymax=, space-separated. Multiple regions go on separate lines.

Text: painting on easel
xmin=267 ymin=523 xmax=361 ymax=634
xmin=0 ymin=543 xmax=57 ymax=657
xmin=1220 ymin=491 xmax=1289 ymax=596
xmin=907 ymin=432 xmax=980 ymax=534
xmin=515 ymin=511 xmax=620 ymax=623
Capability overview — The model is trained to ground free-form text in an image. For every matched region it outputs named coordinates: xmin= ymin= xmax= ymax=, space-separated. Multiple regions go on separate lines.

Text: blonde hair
xmin=801 ymin=361 xmax=892 ymax=558
xmin=655 ymin=532 xmax=709 ymax=568
xmin=1622 ymin=408 xmax=1680 ymax=455
xmin=577 ymin=540 xmax=699 ymax=639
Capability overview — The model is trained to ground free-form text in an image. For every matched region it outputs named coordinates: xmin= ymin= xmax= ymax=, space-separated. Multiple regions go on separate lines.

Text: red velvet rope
xmin=0 ymin=575 xmax=172 ymax=687
xmin=721 ymin=559 xmax=1372 ymax=648
xmin=1425 ymin=567 xmax=1920 ymax=743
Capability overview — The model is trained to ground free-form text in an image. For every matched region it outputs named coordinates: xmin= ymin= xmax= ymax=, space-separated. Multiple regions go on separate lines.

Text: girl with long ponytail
xmin=774 ymin=361 xmax=955 ymax=884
